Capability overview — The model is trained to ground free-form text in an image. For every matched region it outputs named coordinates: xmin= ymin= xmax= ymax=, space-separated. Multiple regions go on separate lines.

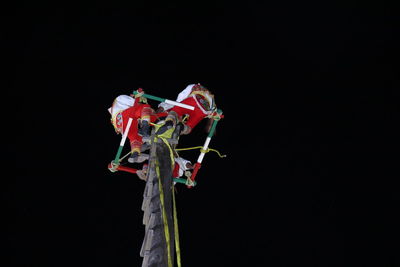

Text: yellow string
xmin=176 ymin=146 xmax=227 ymax=158
xmin=119 ymin=151 xmax=132 ymax=162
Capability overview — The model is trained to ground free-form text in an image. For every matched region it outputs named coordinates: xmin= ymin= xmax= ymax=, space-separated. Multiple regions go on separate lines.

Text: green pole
xmin=208 ymin=109 xmax=223 ymax=138
xmin=132 ymin=90 xmax=195 ymax=110
xmin=113 ymin=146 xmax=124 ymax=164
xmin=173 ymin=178 xmax=197 ymax=186
xmin=133 ymin=90 xmax=165 ymax=102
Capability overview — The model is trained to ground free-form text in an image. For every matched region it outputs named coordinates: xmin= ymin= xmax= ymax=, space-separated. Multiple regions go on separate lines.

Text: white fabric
xmin=158 ymin=84 xmax=195 ymax=111
xmin=175 ymin=157 xmax=192 ymax=177
xmin=108 ymin=95 xmax=135 ymax=118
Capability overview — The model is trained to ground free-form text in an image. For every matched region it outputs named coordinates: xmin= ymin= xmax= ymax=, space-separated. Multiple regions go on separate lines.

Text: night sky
xmin=5 ymin=1 xmax=400 ymax=266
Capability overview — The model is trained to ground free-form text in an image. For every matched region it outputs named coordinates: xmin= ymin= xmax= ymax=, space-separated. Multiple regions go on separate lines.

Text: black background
xmin=5 ymin=1 xmax=400 ymax=266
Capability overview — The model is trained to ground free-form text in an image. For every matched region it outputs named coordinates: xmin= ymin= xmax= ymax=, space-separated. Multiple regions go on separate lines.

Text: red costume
xmin=109 ymin=94 xmax=166 ymax=154
xmin=159 ymin=83 xmax=216 ymax=134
